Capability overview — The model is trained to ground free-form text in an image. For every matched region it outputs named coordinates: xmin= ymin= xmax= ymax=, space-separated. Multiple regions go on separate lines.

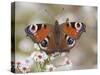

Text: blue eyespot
xmin=41 ymin=39 xmax=48 ymax=47
xmin=67 ymin=37 xmax=74 ymax=45
xmin=25 ymin=24 xmax=38 ymax=36
xmin=75 ymin=22 xmax=86 ymax=32
xmin=66 ymin=36 xmax=75 ymax=47
xmin=39 ymin=37 xmax=49 ymax=50
xmin=25 ymin=26 xmax=33 ymax=36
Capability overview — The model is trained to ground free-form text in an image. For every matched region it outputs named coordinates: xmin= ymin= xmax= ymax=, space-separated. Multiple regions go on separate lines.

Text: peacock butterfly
xmin=25 ymin=18 xmax=86 ymax=54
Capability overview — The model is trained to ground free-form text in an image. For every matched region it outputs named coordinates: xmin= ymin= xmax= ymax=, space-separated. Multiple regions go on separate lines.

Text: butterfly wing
xmin=25 ymin=24 xmax=51 ymax=43
xmin=59 ymin=21 xmax=86 ymax=52
xmin=25 ymin=24 xmax=57 ymax=54
xmin=62 ymin=22 xmax=86 ymax=39
xmin=25 ymin=20 xmax=86 ymax=54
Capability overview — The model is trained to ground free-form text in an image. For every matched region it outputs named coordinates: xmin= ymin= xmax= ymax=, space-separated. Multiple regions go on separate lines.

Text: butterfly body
xmin=25 ymin=19 xmax=86 ymax=54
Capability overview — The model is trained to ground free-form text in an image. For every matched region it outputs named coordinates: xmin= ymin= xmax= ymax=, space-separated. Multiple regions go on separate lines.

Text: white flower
xmin=63 ymin=58 xmax=72 ymax=65
xmin=45 ymin=64 xmax=56 ymax=72
xmin=50 ymin=56 xmax=55 ymax=60
xmin=63 ymin=58 xmax=72 ymax=70
xmin=16 ymin=60 xmax=31 ymax=73
xmin=34 ymin=43 xmax=40 ymax=51
xmin=51 ymin=52 xmax=60 ymax=57
xmin=61 ymin=52 xmax=67 ymax=56
xmin=31 ymin=51 xmax=48 ymax=63
xmin=25 ymin=57 xmax=34 ymax=65
xmin=41 ymin=51 xmax=48 ymax=60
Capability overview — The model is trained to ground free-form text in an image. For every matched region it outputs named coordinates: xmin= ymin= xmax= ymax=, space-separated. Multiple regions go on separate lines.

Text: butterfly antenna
xmin=55 ymin=8 xmax=70 ymax=24
xmin=58 ymin=8 xmax=65 ymax=15
xmin=41 ymin=8 xmax=69 ymax=24
xmin=55 ymin=8 xmax=65 ymax=19
xmin=45 ymin=8 xmax=65 ymax=23
xmin=44 ymin=9 xmax=54 ymax=23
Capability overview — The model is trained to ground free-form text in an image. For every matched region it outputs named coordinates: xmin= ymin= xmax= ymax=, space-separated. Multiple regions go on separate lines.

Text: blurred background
xmin=12 ymin=2 xmax=97 ymax=71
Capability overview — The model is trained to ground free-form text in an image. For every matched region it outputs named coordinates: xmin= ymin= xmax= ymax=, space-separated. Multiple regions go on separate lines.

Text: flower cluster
xmin=45 ymin=64 xmax=56 ymax=72
xmin=16 ymin=61 xmax=31 ymax=73
xmin=31 ymin=51 xmax=48 ymax=63
xmin=15 ymin=43 xmax=73 ymax=73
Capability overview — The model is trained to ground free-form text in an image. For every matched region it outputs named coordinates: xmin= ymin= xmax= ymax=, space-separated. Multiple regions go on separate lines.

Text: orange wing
xmin=34 ymin=26 xmax=50 ymax=42
xmin=63 ymin=24 xmax=78 ymax=39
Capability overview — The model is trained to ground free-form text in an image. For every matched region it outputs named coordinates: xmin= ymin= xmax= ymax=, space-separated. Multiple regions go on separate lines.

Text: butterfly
xmin=25 ymin=18 xmax=86 ymax=54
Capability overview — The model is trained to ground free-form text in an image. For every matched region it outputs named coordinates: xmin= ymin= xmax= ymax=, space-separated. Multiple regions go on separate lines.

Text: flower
xmin=64 ymin=58 xmax=72 ymax=65
xmin=25 ymin=57 xmax=34 ymax=65
xmin=50 ymin=56 xmax=55 ymax=60
xmin=51 ymin=52 xmax=60 ymax=57
xmin=45 ymin=64 xmax=56 ymax=72
xmin=31 ymin=51 xmax=48 ymax=63
xmin=41 ymin=51 xmax=48 ymax=60
xmin=16 ymin=60 xmax=31 ymax=73
xmin=34 ymin=43 xmax=40 ymax=51
xmin=63 ymin=58 xmax=73 ymax=70
xmin=61 ymin=52 xmax=67 ymax=56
